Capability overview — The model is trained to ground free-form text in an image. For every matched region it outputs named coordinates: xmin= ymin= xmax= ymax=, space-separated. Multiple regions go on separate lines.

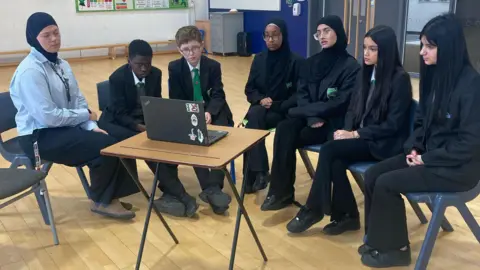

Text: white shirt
xmin=371 ymin=67 xmax=376 ymax=82
xmin=132 ymin=71 xmax=146 ymax=85
xmin=187 ymin=60 xmax=201 ymax=79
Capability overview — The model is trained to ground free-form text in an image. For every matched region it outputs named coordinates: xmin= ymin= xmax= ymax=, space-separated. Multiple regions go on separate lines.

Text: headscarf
xmin=26 ymin=12 xmax=58 ymax=63
xmin=309 ymin=15 xmax=350 ymax=82
xmin=264 ymin=18 xmax=292 ymax=98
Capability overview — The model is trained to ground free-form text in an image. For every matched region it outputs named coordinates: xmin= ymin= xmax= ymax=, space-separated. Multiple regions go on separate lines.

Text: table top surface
xmin=101 ymin=125 xmax=270 ymax=169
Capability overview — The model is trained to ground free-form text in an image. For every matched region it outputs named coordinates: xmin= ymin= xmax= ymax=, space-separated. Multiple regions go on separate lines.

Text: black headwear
xmin=309 ymin=15 xmax=350 ymax=82
xmin=264 ymin=18 xmax=292 ymax=98
xmin=26 ymin=12 xmax=58 ymax=63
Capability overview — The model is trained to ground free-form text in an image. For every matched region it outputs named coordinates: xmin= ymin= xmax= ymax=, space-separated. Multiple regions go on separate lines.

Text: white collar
xmin=187 ymin=59 xmax=201 ymax=72
xmin=132 ymin=71 xmax=146 ymax=85
xmin=371 ymin=67 xmax=376 ymax=82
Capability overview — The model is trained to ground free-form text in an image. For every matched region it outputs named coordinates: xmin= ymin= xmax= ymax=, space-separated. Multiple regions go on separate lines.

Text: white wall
xmin=0 ymin=0 xmax=209 ymax=52
xmin=407 ymin=0 xmax=451 ymax=32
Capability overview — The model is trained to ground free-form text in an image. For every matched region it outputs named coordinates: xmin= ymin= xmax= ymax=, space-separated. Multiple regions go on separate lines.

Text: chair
xmin=199 ymin=30 xmax=209 ymax=54
xmin=0 ymin=168 xmax=59 ymax=245
xmin=91 ymin=81 xmax=238 ymax=184
xmin=406 ymin=181 xmax=480 ymax=270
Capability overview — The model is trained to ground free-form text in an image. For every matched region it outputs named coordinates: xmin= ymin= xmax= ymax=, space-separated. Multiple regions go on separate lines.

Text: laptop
xmin=140 ymin=96 xmax=228 ymax=146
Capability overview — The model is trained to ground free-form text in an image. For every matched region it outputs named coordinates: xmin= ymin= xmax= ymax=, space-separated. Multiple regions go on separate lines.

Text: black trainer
xmin=286 ymin=206 xmax=324 ymax=233
xmin=178 ymin=193 xmax=199 ymax=218
xmin=252 ymin=172 xmax=269 ymax=192
xmin=154 ymin=193 xmax=186 ymax=217
xmin=322 ymin=214 xmax=361 ymax=235
xmin=261 ymin=193 xmax=294 ymax=211
xmin=358 ymin=244 xmax=374 ymax=255
xmin=199 ymin=186 xmax=232 ymax=215
xmin=361 ymin=247 xmax=411 ymax=268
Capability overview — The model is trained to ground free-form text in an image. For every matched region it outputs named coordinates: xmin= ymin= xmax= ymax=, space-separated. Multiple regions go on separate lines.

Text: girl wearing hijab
xmin=243 ymin=19 xmax=303 ymax=194
xmin=10 ymin=12 xmax=139 ymax=220
xmin=359 ymin=14 xmax=480 ymax=268
xmin=286 ymin=25 xmax=412 ymax=234
xmin=261 ymin=15 xmax=360 ymax=211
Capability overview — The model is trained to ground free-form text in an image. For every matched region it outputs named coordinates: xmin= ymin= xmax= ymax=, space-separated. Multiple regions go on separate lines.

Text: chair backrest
xmin=409 ymin=99 xmax=419 ymax=134
xmin=0 ymin=92 xmax=18 ymax=134
xmin=96 ymin=81 xmax=110 ymax=111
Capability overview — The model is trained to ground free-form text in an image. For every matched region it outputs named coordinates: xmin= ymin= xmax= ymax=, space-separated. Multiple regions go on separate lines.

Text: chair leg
xmin=351 ymin=172 xmax=366 ymax=194
xmin=426 ymin=202 xmax=454 ymax=232
xmin=415 ymin=198 xmax=447 ymax=270
xmin=408 ymin=199 xmax=428 ymax=225
xmin=298 ymin=149 xmax=315 ymax=180
xmin=76 ymin=166 xmax=91 ymax=199
xmin=39 ymin=180 xmax=59 ymax=245
xmin=455 ymin=203 xmax=480 ymax=243
xmin=230 ymin=160 xmax=236 ymax=184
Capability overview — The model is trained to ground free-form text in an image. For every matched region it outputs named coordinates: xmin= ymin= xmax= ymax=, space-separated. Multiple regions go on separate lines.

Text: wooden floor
xmin=0 ymin=54 xmax=478 ymax=270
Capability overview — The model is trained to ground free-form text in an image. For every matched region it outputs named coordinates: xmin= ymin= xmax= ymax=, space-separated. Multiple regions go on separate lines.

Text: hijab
xmin=264 ymin=18 xmax=292 ymax=98
xmin=309 ymin=15 xmax=350 ymax=82
xmin=26 ymin=12 xmax=58 ymax=63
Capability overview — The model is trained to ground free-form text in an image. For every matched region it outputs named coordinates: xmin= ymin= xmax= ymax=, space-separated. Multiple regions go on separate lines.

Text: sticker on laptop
xmin=197 ymin=129 xmax=204 ymax=143
xmin=186 ymin=103 xmax=200 ymax=113
xmin=191 ymin=114 xmax=198 ymax=126
xmin=188 ymin=128 xmax=197 ymax=141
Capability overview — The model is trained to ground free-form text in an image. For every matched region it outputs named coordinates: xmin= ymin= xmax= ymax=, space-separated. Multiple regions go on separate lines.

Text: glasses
xmin=313 ymin=28 xmax=332 ymax=40
xmin=180 ymin=46 xmax=201 ymax=55
xmin=263 ymin=34 xmax=281 ymax=41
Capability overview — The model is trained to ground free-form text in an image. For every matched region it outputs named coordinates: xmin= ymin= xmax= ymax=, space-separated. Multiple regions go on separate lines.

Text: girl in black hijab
xmin=261 ymin=15 xmax=361 ymax=211
xmin=26 ymin=12 xmax=59 ymax=63
xmin=243 ymin=18 xmax=303 ymax=194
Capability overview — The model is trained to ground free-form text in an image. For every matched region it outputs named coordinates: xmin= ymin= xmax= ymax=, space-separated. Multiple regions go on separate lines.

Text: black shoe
xmin=260 ymin=193 xmax=294 ymax=211
xmin=252 ymin=172 xmax=269 ymax=192
xmin=154 ymin=194 xmax=186 ymax=217
xmin=178 ymin=193 xmax=198 ymax=218
xmin=244 ymin=171 xmax=256 ymax=194
xmin=199 ymin=186 xmax=232 ymax=215
xmin=286 ymin=206 xmax=324 ymax=233
xmin=361 ymin=247 xmax=411 ymax=268
xmin=358 ymin=244 xmax=374 ymax=255
xmin=322 ymin=214 xmax=361 ymax=235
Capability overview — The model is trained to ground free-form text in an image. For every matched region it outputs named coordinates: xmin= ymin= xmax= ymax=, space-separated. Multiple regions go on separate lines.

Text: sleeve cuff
xmin=81 ymin=120 xmax=99 ymax=131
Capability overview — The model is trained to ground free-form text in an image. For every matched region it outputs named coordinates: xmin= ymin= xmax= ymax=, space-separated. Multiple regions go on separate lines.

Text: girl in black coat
xmin=360 ymin=14 xmax=480 ymax=268
xmin=286 ymin=25 xmax=413 ymax=235
xmin=243 ymin=19 xmax=303 ymax=194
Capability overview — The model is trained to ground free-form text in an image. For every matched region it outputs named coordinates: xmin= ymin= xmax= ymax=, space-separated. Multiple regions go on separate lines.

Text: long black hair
xmin=419 ymin=13 xmax=471 ymax=126
xmin=351 ymin=25 xmax=403 ymax=125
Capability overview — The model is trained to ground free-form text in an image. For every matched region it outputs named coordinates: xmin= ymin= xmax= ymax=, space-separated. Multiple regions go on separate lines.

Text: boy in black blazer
xmin=167 ymin=26 xmax=233 ymax=215
xmin=99 ymin=40 xmax=196 ymax=218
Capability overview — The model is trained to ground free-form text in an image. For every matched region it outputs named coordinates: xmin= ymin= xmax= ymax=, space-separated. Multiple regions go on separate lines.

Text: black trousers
xmin=269 ymin=118 xmax=330 ymax=197
xmin=243 ymin=105 xmax=284 ymax=173
xmin=18 ymin=127 xmax=138 ymax=205
xmin=364 ymin=154 xmax=473 ymax=251
xmin=98 ymin=116 xmax=181 ymax=194
xmin=305 ymin=139 xmax=376 ymax=220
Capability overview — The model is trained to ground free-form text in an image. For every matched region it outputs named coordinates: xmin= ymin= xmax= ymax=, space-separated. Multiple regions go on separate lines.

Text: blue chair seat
xmin=303 ymin=144 xmax=322 ymax=152
xmin=348 ymin=162 xmax=377 ymax=175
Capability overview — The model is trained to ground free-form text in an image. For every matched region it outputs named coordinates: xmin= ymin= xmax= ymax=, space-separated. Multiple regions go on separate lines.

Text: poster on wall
xmin=76 ymin=0 xmax=187 ymax=12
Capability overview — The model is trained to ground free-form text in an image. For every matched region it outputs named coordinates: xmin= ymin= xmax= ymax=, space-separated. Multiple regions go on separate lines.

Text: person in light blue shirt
xmin=10 ymin=12 xmax=138 ymax=220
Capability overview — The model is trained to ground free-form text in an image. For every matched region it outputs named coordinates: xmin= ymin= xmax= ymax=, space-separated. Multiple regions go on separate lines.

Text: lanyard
xmin=33 ymin=141 xmax=42 ymax=171
xmin=50 ymin=62 xmax=71 ymax=102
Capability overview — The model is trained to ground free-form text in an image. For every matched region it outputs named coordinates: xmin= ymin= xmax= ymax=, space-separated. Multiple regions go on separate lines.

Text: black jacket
xmin=289 ymin=54 xmax=361 ymax=131
xmin=101 ymin=64 xmax=162 ymax=130
xmin=344 ymin=69 xmax=413 ymax=160
xmin=168 ymin=55 xmax=233 ymax=124
xmin=245 ymin=52 xmax=303 ymax=113
xmin=404 ymin=65 xmax=480 ymax=186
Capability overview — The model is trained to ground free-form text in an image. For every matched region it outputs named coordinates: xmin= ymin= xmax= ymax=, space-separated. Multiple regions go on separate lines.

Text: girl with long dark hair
xmin=360 ymin=14 xmax=480 ymax=268
xmin=286 ymin=25 xmax=413 ymax=234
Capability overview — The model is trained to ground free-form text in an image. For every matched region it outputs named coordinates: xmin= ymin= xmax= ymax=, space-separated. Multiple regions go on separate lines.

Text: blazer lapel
xmin=125 ymin=65 xmax=137 ymax=105
xmin=182 ymin=59 xmax=194 ymax=100
xmin=200 ymin=57 xmax=209 ymax=96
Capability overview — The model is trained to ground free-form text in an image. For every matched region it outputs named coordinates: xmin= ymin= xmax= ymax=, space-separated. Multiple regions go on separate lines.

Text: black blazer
xmin=289 ymin=54 xmax=361 ymax=130
xmin=245 ymin=52 xmax=303 ymax=113
xmin=101 ymin=64 xmax=162 ymax=130
xmin=344 ymin=69 xmax=413 ymax=160
xmin=168 ymin=55 xmax=233 ymax=122
xmin=404 ymin=65 xmax=480 ymax=186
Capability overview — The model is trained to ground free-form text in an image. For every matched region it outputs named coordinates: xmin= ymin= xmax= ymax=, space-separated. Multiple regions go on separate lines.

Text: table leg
xmin=120 ymin=159 xmax=179 ymax=245
xmin=222 ymin=160 xmax=268 ymax=270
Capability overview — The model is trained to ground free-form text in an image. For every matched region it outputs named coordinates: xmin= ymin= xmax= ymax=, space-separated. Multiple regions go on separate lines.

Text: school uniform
xmin=363 ymin=65 xmax=480 ymax=252
xmin=166 ymin=55 xmax=233 ymax=199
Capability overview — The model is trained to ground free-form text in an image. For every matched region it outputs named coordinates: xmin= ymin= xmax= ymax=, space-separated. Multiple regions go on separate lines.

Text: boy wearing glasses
xmin=99 ymin=40 xmax=194 ymax=218
xmin=167 ymin=25 xmax=234 ymax=215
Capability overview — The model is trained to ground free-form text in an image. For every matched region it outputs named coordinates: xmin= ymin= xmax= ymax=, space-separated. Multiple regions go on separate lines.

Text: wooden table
xmin=101 ymin=125 xmax=269 ymax=270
